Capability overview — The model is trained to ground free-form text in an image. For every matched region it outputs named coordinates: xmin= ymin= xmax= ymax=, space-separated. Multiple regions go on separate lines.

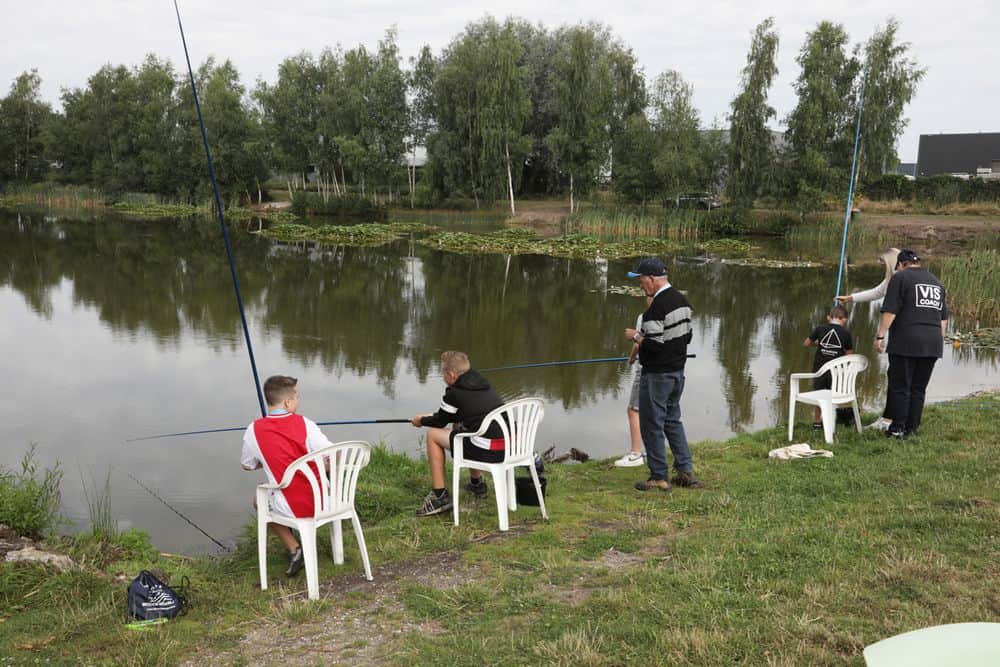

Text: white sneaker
xmin=614 ymin=452 xmax=645 ymax=467
xmin=866 ymin=417 xmax=891 ymax=431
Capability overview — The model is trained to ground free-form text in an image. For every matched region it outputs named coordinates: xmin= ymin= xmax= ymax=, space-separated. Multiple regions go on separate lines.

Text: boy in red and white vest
xmin=241 ymin=375 xmax=334 ymax=576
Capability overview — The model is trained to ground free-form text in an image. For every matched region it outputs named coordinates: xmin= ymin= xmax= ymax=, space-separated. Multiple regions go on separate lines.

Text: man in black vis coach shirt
xmin=875 ymin=249 xmax=949 ymax=439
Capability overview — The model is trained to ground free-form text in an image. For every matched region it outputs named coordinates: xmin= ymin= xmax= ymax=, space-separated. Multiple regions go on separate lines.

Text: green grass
xmin=0 ymin=445 xmax=63 ymax=539
xmin=2 ymin=394 xmax=998 ymax=664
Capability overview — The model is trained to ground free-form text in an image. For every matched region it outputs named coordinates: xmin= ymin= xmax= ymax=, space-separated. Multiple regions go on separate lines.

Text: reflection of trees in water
xmin=0 ymin=210 xmax=270 ymax=346
xmin=5 ymin=210 xmax=988 ymax=425
xmin=410 ymin=252 xmax=634 ymax=409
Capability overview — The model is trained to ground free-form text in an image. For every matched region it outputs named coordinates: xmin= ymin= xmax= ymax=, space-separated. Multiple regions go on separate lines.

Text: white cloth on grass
xmin=768 ymin=443 xmax=834 ymax=460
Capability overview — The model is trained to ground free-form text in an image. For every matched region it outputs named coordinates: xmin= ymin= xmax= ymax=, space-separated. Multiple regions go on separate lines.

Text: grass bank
xmin=3 ymin=393 xmax=998 ymax=664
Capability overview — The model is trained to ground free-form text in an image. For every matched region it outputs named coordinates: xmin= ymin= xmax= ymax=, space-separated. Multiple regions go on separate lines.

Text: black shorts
xmin=448 ymin=431 xmax=505 ymax=463
xmin=812 ymin=372 xmax=832 ymax=391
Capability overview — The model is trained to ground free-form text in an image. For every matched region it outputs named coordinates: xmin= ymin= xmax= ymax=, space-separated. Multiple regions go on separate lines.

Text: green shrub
xmin=0 ymin=446 xmax=63 ymax=539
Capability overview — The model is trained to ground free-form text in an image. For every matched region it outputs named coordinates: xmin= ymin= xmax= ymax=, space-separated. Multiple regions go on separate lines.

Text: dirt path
xmin=862 ymin=213 xmax=1000 ymax=243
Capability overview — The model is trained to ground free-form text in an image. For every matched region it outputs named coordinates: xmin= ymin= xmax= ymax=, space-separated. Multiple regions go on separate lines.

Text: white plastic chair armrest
xmin=257 ymin=483 xmax=281 ymax=491
xmin=790 ymin=371 xmax=820 ymax=381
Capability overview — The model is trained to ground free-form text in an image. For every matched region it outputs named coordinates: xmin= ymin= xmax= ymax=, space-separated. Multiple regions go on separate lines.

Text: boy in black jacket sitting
xmin=411 ymin=350 xmax=505 ymax=516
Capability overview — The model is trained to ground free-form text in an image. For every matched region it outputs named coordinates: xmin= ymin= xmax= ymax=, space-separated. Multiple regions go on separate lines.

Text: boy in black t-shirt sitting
xmin=803 ymin=305 xmax=854 ymax=428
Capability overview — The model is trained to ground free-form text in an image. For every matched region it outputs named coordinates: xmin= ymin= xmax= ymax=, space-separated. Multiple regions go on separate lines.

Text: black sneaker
xmin=416 ymin=490 xmax=453 ymax=516
xmin=285 ymin=547 xmax=304 ymax=577
xmin=670 ymin=471 xmax=703 ymax=488
xmin=812 ymin=422 xmax=824 ymax=431
xmin=466 ymin=478 xmax=488 ymax=498
xmin=885 ymin=428 xmax=907 ymax=440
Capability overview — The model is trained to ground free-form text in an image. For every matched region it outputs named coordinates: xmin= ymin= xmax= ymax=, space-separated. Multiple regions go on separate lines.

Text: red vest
xmin=253 ymin=415 xmax=318 ymax=518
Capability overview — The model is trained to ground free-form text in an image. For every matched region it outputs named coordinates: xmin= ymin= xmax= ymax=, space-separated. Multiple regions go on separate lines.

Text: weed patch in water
xmin=263 ymin=223 xmax=401 ymax=245
xmin=110 ymin=202 xmax=198 ymax=218
xmin=696 ymin=238 xmax=755 ymax=257
xmin=948 ymin=327 xmax=1000 ymax=349
xmin=420 ymin=228 xmax=681 ymax=259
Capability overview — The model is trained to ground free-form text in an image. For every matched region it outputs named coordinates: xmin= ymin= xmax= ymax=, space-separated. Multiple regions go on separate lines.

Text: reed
xmin=567 ymin=208 xmax=705 ymax=240
xmin=81 ymin=468 xmax=118 ymax=543
xmin=938 ymin=246 xmax=1000 ymax=324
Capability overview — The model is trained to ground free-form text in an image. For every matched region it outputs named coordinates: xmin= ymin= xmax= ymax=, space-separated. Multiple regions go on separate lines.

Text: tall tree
xmin=429 ymin=18 xmax=531 ymax=208
xmin=727 ymin=17 xmax=779 ymax=207
xmin=784 ymin=21 xmax=860 ymax=204
xmin=407 ymin=45 xmax=437 ymax=206
xmin=254 ymin=53 xmax=323 ymax=196
xmin=858 ymin=19 xmax=924 ymax=180
xmin=649 ymin=70 xmax=705 ymax=202
xmin=547 ymin=25 xmax=614 ymax=213
xmin=0 ymin=70 xmax=52 ymax=183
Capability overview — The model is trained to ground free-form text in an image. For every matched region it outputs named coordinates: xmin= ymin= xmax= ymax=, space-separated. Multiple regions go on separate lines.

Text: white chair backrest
xmin=817 ymin=354 xmax=869 ymax=395
xmin=477 ymin=398 xmax=545 ymax=461
xmin=278 ymin=441 xmax=371 ymax=518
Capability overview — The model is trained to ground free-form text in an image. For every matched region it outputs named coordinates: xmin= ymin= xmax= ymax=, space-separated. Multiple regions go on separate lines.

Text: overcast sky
xmin=4 ymin=1 xmax=997 ymax=161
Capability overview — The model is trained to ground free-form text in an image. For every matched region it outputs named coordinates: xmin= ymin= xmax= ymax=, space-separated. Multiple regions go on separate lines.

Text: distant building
xmin=893 ymin=162 xmax=917 ymax=177
xmin=916 ymin=132 xmax=1000 ymax=178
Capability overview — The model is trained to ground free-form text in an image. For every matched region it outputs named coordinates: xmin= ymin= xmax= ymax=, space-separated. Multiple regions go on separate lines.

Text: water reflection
xmin=1 ymin=208 xmax=995 ymax=551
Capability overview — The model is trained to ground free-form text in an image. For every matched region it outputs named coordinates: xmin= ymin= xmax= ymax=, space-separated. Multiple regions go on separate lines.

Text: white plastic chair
xmin=256 ymin=440 xmax=373 ymax=600
xmin=452 ymin=397 xmax=548 ymax=532
xmin=788 ymin=354 xmax=869 ymax=444
xmin=864 ymin=622 xmax=1000 ymax=666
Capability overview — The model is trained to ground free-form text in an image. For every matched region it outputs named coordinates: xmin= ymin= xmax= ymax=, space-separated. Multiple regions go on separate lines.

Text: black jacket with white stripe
xmin=638 ymin=286 xmax=693 ymax=373
xmin=419 ymin=370 xmax=504 ymax=437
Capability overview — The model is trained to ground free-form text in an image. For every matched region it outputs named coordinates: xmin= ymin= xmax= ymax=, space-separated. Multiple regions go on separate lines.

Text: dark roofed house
xmin=917 ymin=132 xmax=1000 ymax=177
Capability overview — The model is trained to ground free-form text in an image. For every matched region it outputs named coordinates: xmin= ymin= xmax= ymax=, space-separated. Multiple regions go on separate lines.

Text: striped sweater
xmin=638 ymin=286 xmax=693 ymax=372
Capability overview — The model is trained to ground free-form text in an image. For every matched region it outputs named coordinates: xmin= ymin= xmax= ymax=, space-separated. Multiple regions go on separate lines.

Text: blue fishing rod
xmin=174 ymin=0 xmax=266 ymax=417
xmin=833 ymin=69 xmax=867 ymax=304
xmin=127 ymin=354 xmax=696 ymax=442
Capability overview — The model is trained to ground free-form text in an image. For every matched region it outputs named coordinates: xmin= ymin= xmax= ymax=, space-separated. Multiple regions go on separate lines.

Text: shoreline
xmin=3 ymin=391 xmax=998 ymax=663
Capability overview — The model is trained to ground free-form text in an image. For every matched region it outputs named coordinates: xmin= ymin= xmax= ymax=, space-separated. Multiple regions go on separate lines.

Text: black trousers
xmin=886 ymin=354 xmax=937 ymax=433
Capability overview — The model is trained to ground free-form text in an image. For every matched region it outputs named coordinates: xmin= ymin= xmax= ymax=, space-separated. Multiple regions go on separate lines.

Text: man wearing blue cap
xmin=624 ymin=257 xmax=700 ymax=491
xmin=875 ymin=249 xmax=948 ymax=439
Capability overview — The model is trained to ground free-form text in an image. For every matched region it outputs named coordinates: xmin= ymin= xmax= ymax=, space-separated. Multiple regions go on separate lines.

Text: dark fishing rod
xmin=128 ymin=473 xmax=229 ymax=551
xmin=833 ymin=68 xmax=867 ymax=304
xmin=174 ymin=0 xmax=266 ymax=417
xmin=480 ymin=354 xmax=695 ymax=373
xmin=126 ymin=418 xmax=412 ymax=443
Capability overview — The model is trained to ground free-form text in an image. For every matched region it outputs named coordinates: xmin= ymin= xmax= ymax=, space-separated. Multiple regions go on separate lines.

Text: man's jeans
xmin=638 ymin=369 xmax=693 ymax=480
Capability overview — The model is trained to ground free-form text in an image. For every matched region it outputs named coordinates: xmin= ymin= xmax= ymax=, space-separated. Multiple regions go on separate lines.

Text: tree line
xmin=0 ymin=17 xmax=922 ymax=213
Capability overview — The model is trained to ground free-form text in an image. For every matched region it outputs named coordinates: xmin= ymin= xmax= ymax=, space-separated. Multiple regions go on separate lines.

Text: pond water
xmin=2 ymin=208 xmax=996 ymax=552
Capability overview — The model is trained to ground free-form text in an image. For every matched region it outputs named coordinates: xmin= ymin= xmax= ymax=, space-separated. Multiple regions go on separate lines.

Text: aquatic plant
xmin=111 ymin=202 xmax=198 ymax=218
xmin=697 ymin=238 xmax=755 ymax=257
xmin=419 ymin=228 xmax=681 ymax=259
xmin=262 ymin=222 xmax=401 ymax=245
xmin=938 ymin=247 xmax=999 ymax=324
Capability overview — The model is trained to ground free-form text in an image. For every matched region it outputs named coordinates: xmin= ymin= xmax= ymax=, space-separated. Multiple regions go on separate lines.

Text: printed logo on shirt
xmin=818 ymin=328 xmax=843 ymax=357
xmin=915 ymin=284 xmax=942 ymax=310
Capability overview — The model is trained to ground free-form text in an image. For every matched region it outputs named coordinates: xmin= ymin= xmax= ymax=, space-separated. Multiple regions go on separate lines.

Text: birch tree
xmin=727 ymin=17 xmax=779 ymax=207
xmin=858 ymin=19 xmax=924 ymax=180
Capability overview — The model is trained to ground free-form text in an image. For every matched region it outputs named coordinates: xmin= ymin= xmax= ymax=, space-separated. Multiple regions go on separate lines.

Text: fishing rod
xmin=126 ymin=418 xmax=412 ymax=443
xmin=128 ymin=473 xmax=229 ymax=551
xmin=481 ymin=354 xmax=695 ymax=373
xmin=128 ymin=356 xmax=697 ymax=442
xmin=174 ymin=0 xmax=266 ymax=417
xmin=833 ymin=68 xmax=867 ymax=304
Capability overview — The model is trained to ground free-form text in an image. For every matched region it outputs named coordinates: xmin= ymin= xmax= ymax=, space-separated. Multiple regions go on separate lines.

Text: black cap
xmin=628 ymin=257 xmax=667 ymax=278
xmin=896 ymin=249 xmax=920 ymax=267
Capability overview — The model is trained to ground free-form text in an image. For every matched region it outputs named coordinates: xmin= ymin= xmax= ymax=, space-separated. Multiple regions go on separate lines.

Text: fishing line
xmin=128 ymin=473 xmax=229 ymax=551
xmin=126 ymin=418 xmax=412 ymax=442
xmin=174 ymin=0 xmax=266 ymax=417
xmin=480 ymin=354 xmax=695 ymax=373
xmin=833 ymin=69 xmax=867 ymax=304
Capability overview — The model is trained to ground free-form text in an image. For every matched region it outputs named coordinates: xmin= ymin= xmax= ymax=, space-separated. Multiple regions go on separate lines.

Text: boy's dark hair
xmin=829 ymin=305 xmax=848 ymax=320
xmin=263 ymin=375 xmax=298 ymax=407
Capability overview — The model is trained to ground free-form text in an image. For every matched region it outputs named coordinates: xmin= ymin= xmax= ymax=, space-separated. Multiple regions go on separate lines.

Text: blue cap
xmin=628 ymin=257 xmax=667 ymax=278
